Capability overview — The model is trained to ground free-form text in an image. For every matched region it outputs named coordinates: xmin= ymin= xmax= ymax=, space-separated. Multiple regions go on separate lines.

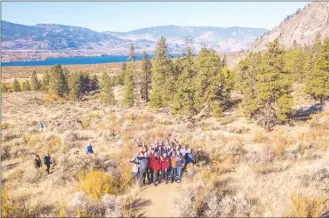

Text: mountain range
xmin=251 ymin=2 xmax=329 ymax=51
xmin=1 ymin=21 xmax=267 ymax=54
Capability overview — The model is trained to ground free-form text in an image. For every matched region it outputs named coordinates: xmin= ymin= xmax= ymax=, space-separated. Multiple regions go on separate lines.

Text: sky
xmin=2 ymin=2 xmax=309 ymax=32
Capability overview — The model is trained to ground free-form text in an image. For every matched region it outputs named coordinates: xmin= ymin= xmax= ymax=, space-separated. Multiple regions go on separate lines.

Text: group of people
xmin=129 ymin=139 xmax=207 ymax=187
xmin=34 ymin=153 xmax=52 ymax=174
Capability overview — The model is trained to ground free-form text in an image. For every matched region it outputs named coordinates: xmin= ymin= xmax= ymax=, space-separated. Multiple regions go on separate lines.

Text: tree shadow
xmin=290 ymin=104 xmax=323 ymax=122
xmin=131 ymin=198 xmax=152 ymax=217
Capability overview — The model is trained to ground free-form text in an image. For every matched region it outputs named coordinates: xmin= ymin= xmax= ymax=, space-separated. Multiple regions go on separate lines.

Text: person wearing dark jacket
xmin=176 ymin=151 xmax=185 ymax=182
xmin=186 ymin=148 xmax=196 ymax=164
xmin=161 ymin=153 xmax=170 ymax=184
xmin=34 ymin=155 xmax=42 ymax=169
xmin=137 ymin=153 xmax=149 ymax=187
xmin=152 ymin=153 xmax=161 ymax=186
xmin=44 ymin=153 xmax=52 ymax=174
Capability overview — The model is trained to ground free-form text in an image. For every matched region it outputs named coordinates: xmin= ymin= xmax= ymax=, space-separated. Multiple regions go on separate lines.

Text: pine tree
xmin=150 ymin=37 xmax=173 ymax=108
xmin=91 ymin=75 xmax=99 ymax=91
xmin=172 ymin=48 xmax=197 ymax=115
xmin=20 ymin=81 xmax=26 ymax=91
xmin=1 ymin=83 xmax=8 ymax=92
xmin=49 ymin=65 xmax=69 ymax=96
xmin=100 ymin=72 xmax=115 ymax=105
xmin=305 ymin=37 xmax=329 ymax=104
xmin=41 ymin=71 xmax=50 ymax=92
xmin=194 ymin=48 xmax=225 ymax=116
xmin=313 ymin=33 xmax=322 ymax=59
xmin=30 ymin=71 xmax=41 ymax=91
xmin=123 ymin=44 xmax=135 ymax=107
xmin=237 ymin=39 xmax=293 ymax=130
xmin=114 ymin=63 xmax=126 ymax=86
xmin=139 ymin=51 xmax=152 ymax=102
xmin=25 ymin=80 xmax=31 ymax=91
xmin=222 ymin=54 xmax=227 ymax=67
xmin=68 ymin=72 xmax=82 ymax=101
xmin=12 ymin=79 xmax=20 ymax=92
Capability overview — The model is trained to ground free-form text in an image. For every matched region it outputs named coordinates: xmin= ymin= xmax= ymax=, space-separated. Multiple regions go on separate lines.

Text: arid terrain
xmin=2 ymin=74 xmax=329 ymax=216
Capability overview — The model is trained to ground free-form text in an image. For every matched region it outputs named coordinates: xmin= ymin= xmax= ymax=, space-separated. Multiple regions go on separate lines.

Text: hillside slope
xmin=251 ymin=2 xmax=329 ymax=51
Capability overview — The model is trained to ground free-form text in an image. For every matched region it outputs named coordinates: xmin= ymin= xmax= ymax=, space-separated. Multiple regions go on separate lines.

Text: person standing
xmin=152 ymin=152 xmax=161 ymax=186
xmin=176 ymin=151 xmax=185 ymax=183
xmin=86 ymin=142 xmax=94 ymax=154
xmin=161 ymin=153 xmax=170 ymax=184
xmin=170 ymin=152 xmax=177 ymax=183
xmin=137 ymin=152 xmax=149 ymax=187
xmin=44 ymin=153 xmax=52 ymax=174
xmin=147 ymin=150 xmax=155 ymax=184
xmin=129 ymin=152 xmax=140 ymax=180
xmin=34 ymin=155 xmax=42 ymax=169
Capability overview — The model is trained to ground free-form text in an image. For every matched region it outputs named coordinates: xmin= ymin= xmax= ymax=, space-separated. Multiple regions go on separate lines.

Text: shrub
xmin=23 ymin=165 xmax=43 ymax=183
xmin=2 ymin=122 xmax=9 ymax=130
xmin=81 ymin=119 xmax=90 ymax=129
xmin=252 ymin=131 xmax=268 ymax=143
xmin=283 ymin=193 xmax=329 ymax=217
xmin=79 ymin=170 xmax=120 ymax=199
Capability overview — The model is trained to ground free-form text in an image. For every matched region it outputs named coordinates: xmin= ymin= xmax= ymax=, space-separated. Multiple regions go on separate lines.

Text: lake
xmin=1 ymin=54 xmax=180 ymax=67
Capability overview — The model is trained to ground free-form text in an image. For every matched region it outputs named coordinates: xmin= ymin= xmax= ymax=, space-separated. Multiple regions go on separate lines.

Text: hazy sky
xmin=2 ymin=2 xmax=309 ymax=32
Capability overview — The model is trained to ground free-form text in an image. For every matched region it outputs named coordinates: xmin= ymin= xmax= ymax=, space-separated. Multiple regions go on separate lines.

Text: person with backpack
xmin=86 ymin=142 xmax=94 ymax=154
xmin=170 ymin=152 xmax=177 ymax=183
xmin=161 ymin=153 xmax=170 ymax=184
xmin=152 ymin=152 xmax=161 ymax=186
xmin=34 ymin=155 xmax=42 ymax=169
xmin=44 ymin=153 xmax=52 ymax=174
xmin=137 ymin=152 xmax=149 ymax=187
xmin=186 ymin=148 xmax=195 ymax=165
xmin=39 ymin=122 xmax=46 ymax=132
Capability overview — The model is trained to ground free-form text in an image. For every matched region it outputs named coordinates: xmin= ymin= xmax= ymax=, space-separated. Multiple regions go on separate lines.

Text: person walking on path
xmin=34 ymin=155 xmax=42 ymax=169
xmin=44 ymin=153 xmax=52 ymax=174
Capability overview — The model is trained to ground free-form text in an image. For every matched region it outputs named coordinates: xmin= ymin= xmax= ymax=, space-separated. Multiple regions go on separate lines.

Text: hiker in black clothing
xmin=34 ymin=155 xmax=42 ymax=169
xmin=137 ymin=152 xmax=149 ymax=187
xmin=44 ymin=153 xmax=52 ymax=174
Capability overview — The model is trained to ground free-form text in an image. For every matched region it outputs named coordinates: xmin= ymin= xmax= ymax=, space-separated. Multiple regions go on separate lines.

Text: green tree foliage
xmin=222 ymin=54 xmax=228 ymax=67
xmin=41 ymin=71 xmax=50 ymax=92
xmin=172 ymin=48 xmax=197 ymax=115
xmin=113 ymin=63 xmax=126 ymax=86
xmin=30 ymin=71 xmax=41 ymax=91
xmin=194 ymin=48 xmax=226 ymax=116
xmin=100 ymin=72 xmax=115 ymax=105
xmin=21 ymin=80 xmax=31 ymax=91
xmin=305 ymin=37 xmax=329 ymax=104
xmin=123 ymin=44 xmax=135 ymax=107
xmin=1 ymin=83 xmax=9 ymax=92
xmin=68 ymin=72 xmax=82 ymax=101
xmin=12 ymin=79 xmax=20 ymax=92
xmin=284 ymin=47 xmax=308 ymax=81
xmin=150 ymin=37 xmax=173 ymax=108
xmin=49 ymin=65 xmax=69 ymax=96
xmin=236 ymin=39 xmax=293 ymax=130
xmin=139 ymin=51 xmax=152 ymax=102
xmin=91 ymin=75 xmax=99 ymax=91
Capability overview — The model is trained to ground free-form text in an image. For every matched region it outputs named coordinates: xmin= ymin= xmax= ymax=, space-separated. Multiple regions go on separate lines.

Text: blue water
xmin=1 ymin=54 xmax=180 ymax=67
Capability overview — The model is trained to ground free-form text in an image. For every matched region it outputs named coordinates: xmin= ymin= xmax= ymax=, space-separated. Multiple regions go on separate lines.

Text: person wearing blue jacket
xmin=86 ymin=142 xmax=94 ymax=154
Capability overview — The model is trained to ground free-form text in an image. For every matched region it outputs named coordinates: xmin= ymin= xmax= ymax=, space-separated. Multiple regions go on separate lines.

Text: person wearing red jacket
xmin=147 ymin=150 xmax=155 ymax=184
xmin=152 ymin=152 xmax=161 ymax=186
xmin=161 ymin=153 xmax=170 ymax=184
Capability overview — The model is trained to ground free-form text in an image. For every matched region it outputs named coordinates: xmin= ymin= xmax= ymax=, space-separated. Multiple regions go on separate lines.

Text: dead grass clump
xmin=81 ymin=119 xmax=90 ymax=129
xmin=2 ymin=122 xmax=9 ymax=129
xmin=23 ymin=165 xmax=43 ymax=183
xmin=252 ymin=131 xmax=268 ymax=144
xmin=218 ymin=116 xmax=236 ymax=125
xmin=147 ymin=127 xmax=171 ymax=141
xmin=125 ymin=112 xmax=154 ymax=124
xmin=89 ymin=113 xmax=102 ymax=119
xmin=43 ymin=93 xmax=66 ymax=104
xmin=42 ymin=135 xmax=62 ymax=153
xmin=283 ymin=193 xmax=329 ymax=217
xmin=299 ymin=121 xmax=329 ymax=151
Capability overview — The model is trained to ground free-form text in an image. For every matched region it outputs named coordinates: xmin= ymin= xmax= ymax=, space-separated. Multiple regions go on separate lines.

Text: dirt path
xmin=133 ymin=182 xmax=182 ymax=217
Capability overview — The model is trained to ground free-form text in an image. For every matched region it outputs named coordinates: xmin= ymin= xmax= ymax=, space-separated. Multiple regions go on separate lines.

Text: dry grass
xmin=283 ymin=193 xmax=329 ymax=217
